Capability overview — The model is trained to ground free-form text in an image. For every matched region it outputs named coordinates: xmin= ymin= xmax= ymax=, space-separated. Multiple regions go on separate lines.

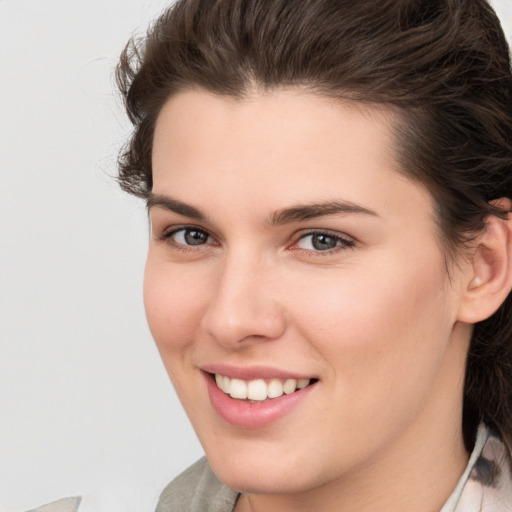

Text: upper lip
xmin=201 ymin=363 xmax=317 ymax=381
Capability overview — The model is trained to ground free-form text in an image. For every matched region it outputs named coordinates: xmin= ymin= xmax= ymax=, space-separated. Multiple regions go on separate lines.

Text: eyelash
xmin=289 ymin=229 xmax=355 ymax=255
xmin=158 ymin=226 xmax=355 ymax=256
xmin=158 ymin=225 xmax=217 ymax=253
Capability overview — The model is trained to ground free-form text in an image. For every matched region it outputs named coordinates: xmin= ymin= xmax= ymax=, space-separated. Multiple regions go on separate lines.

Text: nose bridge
xmin=201 ymin=248 xmax=286 ymax=346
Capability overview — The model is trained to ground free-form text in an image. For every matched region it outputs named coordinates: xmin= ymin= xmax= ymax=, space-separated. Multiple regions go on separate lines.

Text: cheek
xmin=289 ymin=252 xmax=454 ymax=413
xmin=294 ymin=252 xmax=450 ymax=341
xmin=143 ymin=258 xmax=210 ymax=354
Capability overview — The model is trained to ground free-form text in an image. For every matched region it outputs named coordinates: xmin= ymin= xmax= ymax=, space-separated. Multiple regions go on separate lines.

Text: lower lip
xmin=204 ymin=373 xmax=317 ymax=428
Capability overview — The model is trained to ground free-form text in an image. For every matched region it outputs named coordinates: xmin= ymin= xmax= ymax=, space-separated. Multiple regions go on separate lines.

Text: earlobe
xmin=458 ymin=198 xmax=512 ymax=324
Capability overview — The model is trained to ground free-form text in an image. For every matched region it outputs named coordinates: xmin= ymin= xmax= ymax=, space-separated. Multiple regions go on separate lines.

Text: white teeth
xmin=247 ymin=379 xmax=267 ymax=401
xmin=216 ymin=373 xmax=231 ymax=393
xmin=229 ymin=378 xmax=247 ymax=399
xmin=220 ymin=375 xmax=231 ymax=394
xmin=215 ymin=374 xmax=311 ymax=401
xmin=297 ymin=378 xmax=309 ymax=389
xmin=267 ymin=378 xmax=284 ymax=398
xmin=283 ymin=378 xmax=297 ymax=394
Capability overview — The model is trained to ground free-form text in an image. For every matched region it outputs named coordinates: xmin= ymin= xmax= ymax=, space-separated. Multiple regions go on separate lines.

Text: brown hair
xmin=117 ymin=0 xmax=512 ymax=450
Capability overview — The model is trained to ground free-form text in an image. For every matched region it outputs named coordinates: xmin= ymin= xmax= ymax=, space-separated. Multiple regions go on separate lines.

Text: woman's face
xmin=146 ymin=88 xmax=470 ymax=495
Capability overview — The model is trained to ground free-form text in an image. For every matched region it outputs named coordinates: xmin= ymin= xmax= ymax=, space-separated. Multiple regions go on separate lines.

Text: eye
xmin=293 ymin=231 xmax=355 ymax=252
xmin=162 ymin=227 xmax=214 ymax=247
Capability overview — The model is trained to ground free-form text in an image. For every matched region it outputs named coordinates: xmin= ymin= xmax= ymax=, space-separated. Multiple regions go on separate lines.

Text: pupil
xmin=184 ymin=229 xmax=207 ymax=245
xmin=312 ymin=234 xmax=337 ymax=250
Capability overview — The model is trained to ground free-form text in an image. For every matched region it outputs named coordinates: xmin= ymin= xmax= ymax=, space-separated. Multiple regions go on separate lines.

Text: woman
xmin=115 ymin=0 xmax=512 ymax=511
xmin=29 ymin=0 xmax=512 ymax=510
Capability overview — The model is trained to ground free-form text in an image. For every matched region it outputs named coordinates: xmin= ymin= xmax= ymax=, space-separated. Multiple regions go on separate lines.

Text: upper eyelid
xmin=159 ymin=224 xmax=214 ymax=239
xmin=293 ymin=228 xmax=355 ymax=243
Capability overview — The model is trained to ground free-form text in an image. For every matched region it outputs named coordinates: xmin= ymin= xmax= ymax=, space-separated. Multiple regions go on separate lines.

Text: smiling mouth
xmin=212 ymin=373 xmax=317 ymax=402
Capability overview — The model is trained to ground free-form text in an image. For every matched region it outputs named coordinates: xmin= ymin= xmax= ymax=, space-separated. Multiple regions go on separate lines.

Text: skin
xmin=145 ymin=88 xmax=475 ymax=512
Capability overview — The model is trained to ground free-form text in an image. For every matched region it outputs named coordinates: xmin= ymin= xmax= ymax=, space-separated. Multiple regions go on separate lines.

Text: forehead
xmin=153 ymin=88 xmax=396 ymax=180
xmin=153 ymin=87 xmax=396 ymax=149
xmin=151 ymin=88 xmax=434 ymax=228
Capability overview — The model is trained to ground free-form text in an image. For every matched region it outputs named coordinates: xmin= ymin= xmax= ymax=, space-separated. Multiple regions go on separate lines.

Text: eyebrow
xmin=268 ymin=201 xmax=379 ymax=225
xmin=147 ymin=193 xmax=378 ymax=224
xmin=147 ymin=193 xmax=208 ymax=221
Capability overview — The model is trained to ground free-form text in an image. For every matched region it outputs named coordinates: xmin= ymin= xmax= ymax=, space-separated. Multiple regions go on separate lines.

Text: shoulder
xmin=25 ymin=497 xmax=82 ymax=512
xmin=155 ymin=457 xmax=239 ymax=512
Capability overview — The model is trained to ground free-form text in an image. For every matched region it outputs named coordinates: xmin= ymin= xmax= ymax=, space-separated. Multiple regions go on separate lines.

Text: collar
xmin=441 ymin=423 xmax=512 ymax=512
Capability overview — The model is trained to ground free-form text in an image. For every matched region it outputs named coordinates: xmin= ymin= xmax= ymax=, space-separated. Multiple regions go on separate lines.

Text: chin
xmin=215 ymin=467 xmax=310 ymax=495
xmin=205 ymin=447 xmax=325 ymax=495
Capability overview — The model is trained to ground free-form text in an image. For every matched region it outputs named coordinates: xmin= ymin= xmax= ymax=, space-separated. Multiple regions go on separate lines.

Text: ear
xmin=457 ymin=198 xmax=512 ymax=324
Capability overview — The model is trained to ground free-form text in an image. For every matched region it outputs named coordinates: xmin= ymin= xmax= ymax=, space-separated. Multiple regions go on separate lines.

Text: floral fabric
xmin=451 ymin=425 xmax=512 ymax=512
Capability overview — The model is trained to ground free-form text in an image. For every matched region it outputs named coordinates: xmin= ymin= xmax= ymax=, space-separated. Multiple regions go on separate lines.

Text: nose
xmin=200 ymin=253 xmax=287 ymax=348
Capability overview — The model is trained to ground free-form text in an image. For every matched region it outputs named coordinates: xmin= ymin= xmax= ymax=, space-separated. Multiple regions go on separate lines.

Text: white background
xmin=1 ymin=1 xmax=512 ymax=511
